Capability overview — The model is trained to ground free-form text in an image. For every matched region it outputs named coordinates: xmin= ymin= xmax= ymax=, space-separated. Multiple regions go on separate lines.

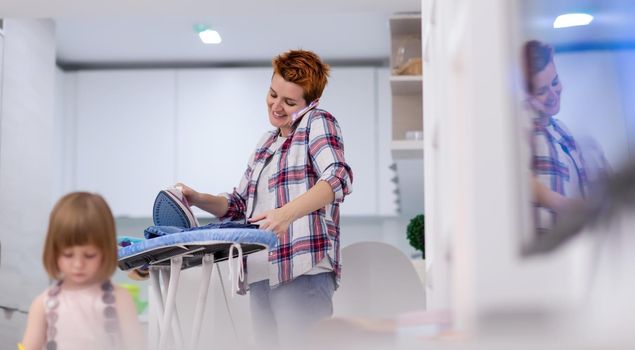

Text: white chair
xmin=333 ymin=241 xmax=426 ymax=319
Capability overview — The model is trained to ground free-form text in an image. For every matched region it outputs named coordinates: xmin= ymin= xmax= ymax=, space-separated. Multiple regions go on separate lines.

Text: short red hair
xmin=272 ymin=49 xmax=330 ymax=104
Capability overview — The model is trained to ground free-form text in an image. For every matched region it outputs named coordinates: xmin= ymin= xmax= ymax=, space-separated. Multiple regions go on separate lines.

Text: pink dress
xmin=42 ymin=281 xmax=119 ymax=350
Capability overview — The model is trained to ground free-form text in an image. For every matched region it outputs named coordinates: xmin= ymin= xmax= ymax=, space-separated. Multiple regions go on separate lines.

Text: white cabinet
xmin=376 ymin=68 xmax=401 ymax=216
xmin=321 ymin=67 xmax=379 ymax=216
xmin=174 ymin=68 xmax=272 ymax=217
xmin=75 ymin=70 xmax=177 ymax=217
xmin=0 ymin=27 xmax=4 ymax=120
xmin=70 ymin=66 xmax=391 ymax=217
xmin=178 ymin=66 xmax=387 ymax=217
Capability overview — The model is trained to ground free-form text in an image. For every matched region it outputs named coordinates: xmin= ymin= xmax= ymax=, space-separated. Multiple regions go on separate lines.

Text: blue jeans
xmin=249 ymin=272 xmax=335 ymax=347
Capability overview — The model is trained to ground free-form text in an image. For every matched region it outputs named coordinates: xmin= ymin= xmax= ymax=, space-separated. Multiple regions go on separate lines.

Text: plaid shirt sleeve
xmin=307 ymin=111 xmax=353 ymax=203
xmin=219 ymin=152 xmax=255 ymax=221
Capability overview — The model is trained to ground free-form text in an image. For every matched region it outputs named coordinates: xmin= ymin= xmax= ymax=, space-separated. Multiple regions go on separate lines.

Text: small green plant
xmin=407 ymin=214 xmax=425 ymax=259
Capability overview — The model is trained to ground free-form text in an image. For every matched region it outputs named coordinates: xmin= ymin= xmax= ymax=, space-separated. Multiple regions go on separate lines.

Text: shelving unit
xmin=388 ymin=12 xmax=425 ymax=216
xmin=389 ymin=13 xmax=423 ymax=159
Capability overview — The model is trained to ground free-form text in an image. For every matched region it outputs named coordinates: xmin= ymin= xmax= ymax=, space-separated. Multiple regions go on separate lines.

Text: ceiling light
xmin=193 ymin=24 xmax=222 ymax=44
xmin=553 ymin=13 xmax=593 ymax=29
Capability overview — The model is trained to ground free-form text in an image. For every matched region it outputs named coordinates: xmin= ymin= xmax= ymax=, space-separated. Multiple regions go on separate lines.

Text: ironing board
xmin=118 ymin=228 xmax=278 ymax=350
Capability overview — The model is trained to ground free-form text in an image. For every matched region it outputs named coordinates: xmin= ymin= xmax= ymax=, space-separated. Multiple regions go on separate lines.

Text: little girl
xmin=21 ymin=192 xmax=144 ymax=350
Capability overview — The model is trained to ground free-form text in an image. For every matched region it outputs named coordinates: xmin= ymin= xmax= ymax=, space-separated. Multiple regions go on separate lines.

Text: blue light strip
xmin=555 ymin=41 xmax=635 ymax=53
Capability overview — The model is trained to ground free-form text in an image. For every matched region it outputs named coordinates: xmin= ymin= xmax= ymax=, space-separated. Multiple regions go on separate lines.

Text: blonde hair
xmin=272 ymin=49 xmax=330 ymax=104
xmin=42 ymin=192 xmax=118 ymax=281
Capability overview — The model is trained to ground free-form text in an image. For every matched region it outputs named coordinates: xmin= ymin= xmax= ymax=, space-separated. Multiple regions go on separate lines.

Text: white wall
xmin=56 ymin=68 xmax=77 ymax=196
xmin=0 ymin=19 xmax=57 ymax=345
xmin=341 ymin=216 xmax=417 ymax=257
xmin=75 ymin=70 xmax=179 ymax=217
xmin=616 ymin=51 xmax=635 ymax=158
xmin=555 ymin=51 xmax=632 ymax=169
xmin=321 ymin=67 xmax=380 ymax=216
xmin=376 ymin=68 xmax=402 ymax=216
xmin=0 ymin=28 xmax=4 ymax=149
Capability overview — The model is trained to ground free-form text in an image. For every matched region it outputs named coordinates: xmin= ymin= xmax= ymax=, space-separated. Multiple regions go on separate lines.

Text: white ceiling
xmin=1 ymin=0 xmax=419 ymax=17
xmin=1 ymin=0 xmax=422 ymax=66
xmin=54 ymin=13 xmax=399 ymax=66
xmin=3 ymin=0 xmax=634 ymax=66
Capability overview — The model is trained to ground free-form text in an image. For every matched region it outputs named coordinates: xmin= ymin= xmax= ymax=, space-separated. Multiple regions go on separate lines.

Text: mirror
xmin=515 ymin=0 xmax=635 ymax=254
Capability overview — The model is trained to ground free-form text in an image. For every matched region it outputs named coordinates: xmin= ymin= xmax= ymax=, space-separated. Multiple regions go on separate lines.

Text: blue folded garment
xmin=144 ymin=222 xmax=260 ymax=239
xmin=117 ymin=236 xmax=144 ymax=247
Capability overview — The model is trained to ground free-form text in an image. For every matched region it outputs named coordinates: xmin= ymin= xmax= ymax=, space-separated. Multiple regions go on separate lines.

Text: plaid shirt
xmin=532 ymin=117 xmax=588 ymax=232
xmin=220 ymin=108 xmax=353 ymax=288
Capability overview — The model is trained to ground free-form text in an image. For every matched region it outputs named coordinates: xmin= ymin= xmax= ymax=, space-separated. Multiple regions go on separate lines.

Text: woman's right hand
xmin=175 ymin=183 xmax=229 ymax=217
xmin=175 ymin=182 xmax=199 ymax=207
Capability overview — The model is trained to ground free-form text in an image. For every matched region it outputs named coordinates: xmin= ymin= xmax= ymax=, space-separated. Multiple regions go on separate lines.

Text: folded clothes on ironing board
xmin=118 ymin=228 xmax=278 ymax=271
xmin=119 ymin=188 xmax=271 ymax=271
xmin=144 ymin=222 xmax=259 ymax=239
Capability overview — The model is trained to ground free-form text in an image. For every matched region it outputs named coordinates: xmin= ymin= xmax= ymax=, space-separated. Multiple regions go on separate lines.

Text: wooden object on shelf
xmin=393 ymin=57 xmax=423 ymax=76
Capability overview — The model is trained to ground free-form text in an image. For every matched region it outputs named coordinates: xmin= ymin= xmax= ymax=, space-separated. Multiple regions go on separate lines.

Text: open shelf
xmin=390 ymin=75 xmax=423 ymax=95
xmin=391 ymin=140 xmax=424 ymax=159
xmin=389 ymin=13 xmax=423 ymax=36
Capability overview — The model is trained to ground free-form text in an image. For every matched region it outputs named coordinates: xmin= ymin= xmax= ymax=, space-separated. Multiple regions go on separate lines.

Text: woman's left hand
xmin=248 ymin=207 xmax=296 ymax=238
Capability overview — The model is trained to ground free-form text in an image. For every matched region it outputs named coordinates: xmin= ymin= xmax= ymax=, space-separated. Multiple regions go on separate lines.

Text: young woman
xmin=178 ymin=49 xmax=353 ymax=346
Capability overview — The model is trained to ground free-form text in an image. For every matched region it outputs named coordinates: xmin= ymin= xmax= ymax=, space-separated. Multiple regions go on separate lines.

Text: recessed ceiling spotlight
xmin=553 ymin=13 xmax=593 ymax=29
xmin=193 ymin=24 xmax=222 ymax=44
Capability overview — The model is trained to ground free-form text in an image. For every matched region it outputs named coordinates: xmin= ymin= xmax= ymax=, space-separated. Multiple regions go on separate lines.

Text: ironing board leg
xmin=160 ymin=268 xmax=185 ymax=349
xmin=149 ymin=268 xmax=164 ymax=350
xmin=159 ymin=256 xmax=183 ymax=350
xmin=189 ymin=254 xmax=215 ymax=349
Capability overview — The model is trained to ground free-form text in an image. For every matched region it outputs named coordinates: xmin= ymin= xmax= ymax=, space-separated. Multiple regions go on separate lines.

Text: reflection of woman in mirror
xmin=523 ymin=40 xmax=591 ymax=233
